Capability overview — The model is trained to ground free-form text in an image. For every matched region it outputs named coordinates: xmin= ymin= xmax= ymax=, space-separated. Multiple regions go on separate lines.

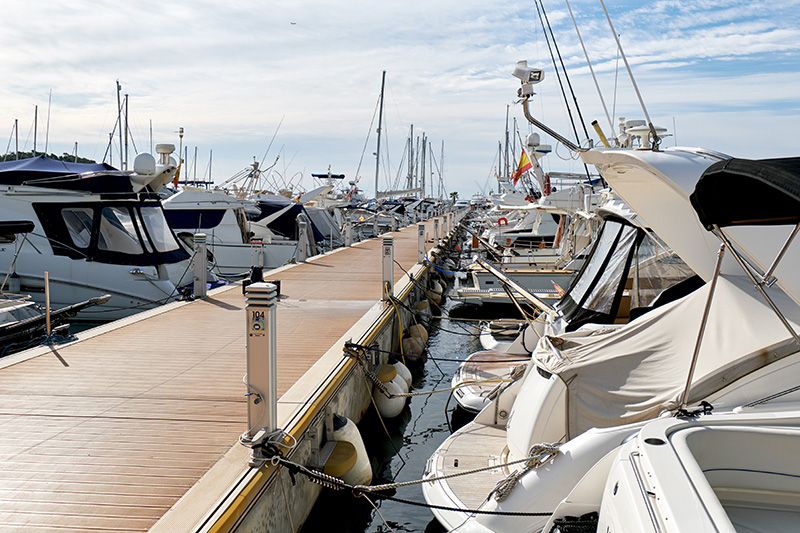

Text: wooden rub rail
xmin=0 ymin=212 xmax=467 ymax=533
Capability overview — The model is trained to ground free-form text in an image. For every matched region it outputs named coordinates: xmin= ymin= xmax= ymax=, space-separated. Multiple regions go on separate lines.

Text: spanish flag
xmin=511 ymin=150 xmax=532 ymax=184
xmin=173 ymin=163 xmax=181 ymax=187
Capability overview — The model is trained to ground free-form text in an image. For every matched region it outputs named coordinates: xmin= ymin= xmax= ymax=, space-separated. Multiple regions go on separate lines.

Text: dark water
xmin=301 ymin=296 xmax=514 ymax=532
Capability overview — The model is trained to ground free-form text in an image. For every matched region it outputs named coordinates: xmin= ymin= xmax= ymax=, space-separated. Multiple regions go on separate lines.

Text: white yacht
xmin=543 ymin=155 xmax=800 ymax=533
xmin=0 ymin=149 xmax=205 ymax=322
xmin=424 ymin=152 xmax=800 ymax=533
xmin=451 ymin=200 xmax=699 ymax=414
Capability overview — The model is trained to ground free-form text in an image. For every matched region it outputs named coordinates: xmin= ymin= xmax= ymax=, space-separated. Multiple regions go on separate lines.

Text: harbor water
xmin=303 ymin=296 xmax=516 ymax=532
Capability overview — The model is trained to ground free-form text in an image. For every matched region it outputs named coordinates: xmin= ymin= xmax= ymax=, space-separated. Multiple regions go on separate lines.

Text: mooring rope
xmin=259 ymin=448 xmax=554 ymax=517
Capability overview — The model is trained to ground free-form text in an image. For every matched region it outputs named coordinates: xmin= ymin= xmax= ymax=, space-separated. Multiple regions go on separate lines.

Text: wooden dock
xmin=0 ymin=218 xmax=453 ymax=532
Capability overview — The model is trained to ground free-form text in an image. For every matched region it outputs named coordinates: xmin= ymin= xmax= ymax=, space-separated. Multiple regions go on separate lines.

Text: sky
xmin=1 ymin=0 xmax=798 ymax=199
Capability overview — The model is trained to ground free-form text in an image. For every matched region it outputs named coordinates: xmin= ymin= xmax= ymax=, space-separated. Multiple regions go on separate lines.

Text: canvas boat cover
xmin=0 ymin=156 xmax=115 ymax=184
xmin=534 ymin=273 xmax=800 ymax=439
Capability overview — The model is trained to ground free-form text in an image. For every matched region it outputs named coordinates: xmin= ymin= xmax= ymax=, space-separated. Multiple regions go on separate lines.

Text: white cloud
xmin=0 ymin=0 xmax=798 ymax=195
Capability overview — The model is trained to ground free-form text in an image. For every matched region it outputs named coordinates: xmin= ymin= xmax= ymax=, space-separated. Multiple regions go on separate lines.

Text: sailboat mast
xmin=124 ymin=93 xmax=129 ymax=170
xmin=374 ymin=70 xmax=386 ymax=198
xmin=116 ymin=81 xmax=122 ymax=168
xmin=407 ymin=124 xmax=414 ymax=189
xmin=504 ymin=104 xmax=510 ymax=189
xmin=33 ymin=105 xmax=38 ymax=157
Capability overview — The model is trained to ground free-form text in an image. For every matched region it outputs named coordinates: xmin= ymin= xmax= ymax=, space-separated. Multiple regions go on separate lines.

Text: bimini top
xmin=690 ymin=157 xmax=800 ymax=230
xmin=0 ymin=156 xmax=115 ymax=184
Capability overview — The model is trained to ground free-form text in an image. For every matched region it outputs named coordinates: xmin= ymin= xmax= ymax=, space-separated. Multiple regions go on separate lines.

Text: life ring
xmin=498 ymin=217 xmax=508 ymax=226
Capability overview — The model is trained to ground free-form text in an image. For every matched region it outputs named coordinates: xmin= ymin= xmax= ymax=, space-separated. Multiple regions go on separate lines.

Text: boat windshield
xmin=139 ymin=206 xmax=182 ymax=253
xmin=567 ymin=221 xmax=638 ymax=315
xmin=556 ymin=216 xmax=699 ymax=331
xmin=97 ymin=207 xmax=144 ymax=255
xmin=36 ymin=200 xmax=189 ymax=266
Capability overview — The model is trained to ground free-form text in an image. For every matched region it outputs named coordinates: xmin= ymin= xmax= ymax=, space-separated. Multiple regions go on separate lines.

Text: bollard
xmin=418 ymin=223 xmax=425 ymax=262
xmin=382 ymin=235 xmax=394 ymax=300
xmin=297 ymin=219 xmax=309 ymax=262
xmin=193 ymin=233 xmax=207 ymax=298
xmin=403 ymin=211 xmax=409 ymax=228
xmin=243 ymin=282 xmax=278 ymax=466
xmin=391 ymin=216 xmax=397 ymax=232
xmin=345 ymin=217 xmax=353 ymax=247
xmin=434 ymin=219 xmax=440 ymax=248
xmin=373 ymin=215 xmax=379 ymax=237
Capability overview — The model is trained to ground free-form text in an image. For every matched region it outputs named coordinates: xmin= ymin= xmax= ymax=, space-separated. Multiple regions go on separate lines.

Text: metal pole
xmin=193 ymin=233 xmax=207 ymax=298
xmin=382 ymin=235 xmax=394 ymax=300
xmin=679 ymin=243 xmax=725 ymax=410
xmin=418 ymin=223 xmax=425 ymax=263
xmin=244 ymin=282 xmax=279 ymax=463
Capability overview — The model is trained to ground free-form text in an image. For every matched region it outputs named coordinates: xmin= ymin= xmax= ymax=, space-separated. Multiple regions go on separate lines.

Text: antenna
xmin=45 ymin=90 xmax=52 ymax=154
xmin=564 ymin=0 xmax=615 ymax=140
xmin=599 ymin=0 xmax=660 ymax=148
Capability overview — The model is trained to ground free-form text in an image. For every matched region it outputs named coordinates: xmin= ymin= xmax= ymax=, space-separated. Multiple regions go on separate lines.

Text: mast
xmin=440 ymin=140 xmax=445 ymax=199
xmin=504 ymin=104 xmax=510 ymax=189
xmin=14 ymin=119 xmax=18 ymax=160
xmin=33 ymin=105 xmax=38 ymax=157
xmin=124 ymin=92 xmax=129 ymax=170
xmin=420 ymin=133 xmax=426 ymax=198
xmin=116 ymin=81 xmax=122 ymax=168
xmin=407 ymin=124 xmax=414 ymax=190
xmin=374 ymin=70 xmax=386 ymax=198
xmin=45 ymin=89 xmax=51 ymax=154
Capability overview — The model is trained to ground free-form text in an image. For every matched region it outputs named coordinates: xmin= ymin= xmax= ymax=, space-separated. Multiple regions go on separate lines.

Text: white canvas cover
xmin=534 ymin=274 xmax=800 ymax=438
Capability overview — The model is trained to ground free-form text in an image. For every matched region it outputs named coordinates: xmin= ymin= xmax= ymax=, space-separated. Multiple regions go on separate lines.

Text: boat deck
xmin=431 ymin=423 xmax=509 ymax=510
xmin=0 ymin=221 xmax=441 ymax=532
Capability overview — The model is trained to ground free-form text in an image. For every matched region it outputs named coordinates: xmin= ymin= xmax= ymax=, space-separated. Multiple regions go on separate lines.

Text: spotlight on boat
xmin=512 ymin=60 xmax=544 ymax=97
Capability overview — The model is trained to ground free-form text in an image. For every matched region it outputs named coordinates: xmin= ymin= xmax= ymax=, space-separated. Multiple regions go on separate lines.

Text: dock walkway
xmin=0 ymin=220 xmax=444 ymax=532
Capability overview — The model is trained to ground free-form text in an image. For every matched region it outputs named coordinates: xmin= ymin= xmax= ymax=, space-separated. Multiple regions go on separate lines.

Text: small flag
xmin=173 ymin=163 xmax=181 ymax=187
xmin=511 ymin=150 xmax=532 ymax=184
xmin=357 ymin=214 xmax=366 ymax=222
xmin=551 ymin=280 xmax=566 ymax=296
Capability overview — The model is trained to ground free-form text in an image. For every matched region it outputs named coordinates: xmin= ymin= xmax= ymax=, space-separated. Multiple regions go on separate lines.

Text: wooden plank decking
xmin=0 ymin=220 xmax=443 ymax=532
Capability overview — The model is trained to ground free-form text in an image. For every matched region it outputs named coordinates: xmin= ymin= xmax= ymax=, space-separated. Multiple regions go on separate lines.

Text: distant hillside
xmin=1 ymin=151 xmax=98 ymax=164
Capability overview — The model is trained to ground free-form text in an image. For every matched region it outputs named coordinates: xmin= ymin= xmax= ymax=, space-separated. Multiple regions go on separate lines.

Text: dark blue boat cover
xmin=0 ymin=156 xmax=116 ymax=185
xmin=252 ymin=198 xmax=325 ymax=242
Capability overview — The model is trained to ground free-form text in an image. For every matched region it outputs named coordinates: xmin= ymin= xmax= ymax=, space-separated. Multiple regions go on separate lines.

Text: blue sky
xmin=1 ymin=0 xmax=798 ymax=198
